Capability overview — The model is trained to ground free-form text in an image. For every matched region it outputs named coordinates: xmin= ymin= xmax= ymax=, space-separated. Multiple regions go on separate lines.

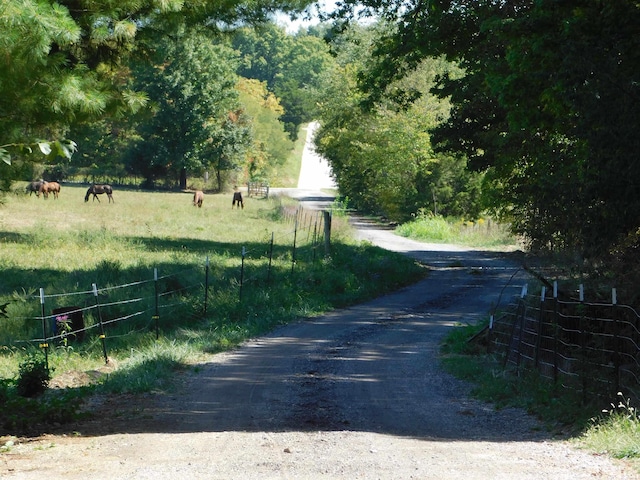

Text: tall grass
xmin=0 ymin=184 xmax=426 ymax=427
xmin=396 ymin=211 xmax=517 ymax=249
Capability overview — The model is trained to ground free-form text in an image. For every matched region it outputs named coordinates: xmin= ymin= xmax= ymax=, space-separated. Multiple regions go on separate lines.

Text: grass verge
xmin=396 ymin=212 xmax=517 ymax=249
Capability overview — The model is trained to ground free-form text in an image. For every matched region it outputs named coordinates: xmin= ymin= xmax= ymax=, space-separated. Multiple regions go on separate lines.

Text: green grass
xmin=442 ymin=320 xmax=640 ymax=473
xmin=0 ymin=183 xmax=427 ymax=434
xmin=396 ymin=213 xmax=518 ymax=249
xmin=574 ymin=393 xmax=640 ymax=466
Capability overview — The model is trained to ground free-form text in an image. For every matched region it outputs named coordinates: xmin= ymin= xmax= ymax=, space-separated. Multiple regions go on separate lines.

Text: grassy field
xmin=0 ymin=183 xmax=427 ymax=432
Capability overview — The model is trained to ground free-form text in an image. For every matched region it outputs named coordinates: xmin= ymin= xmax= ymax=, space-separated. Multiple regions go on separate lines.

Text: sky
xmin=274 ymin=0 xmax=337 ymax=33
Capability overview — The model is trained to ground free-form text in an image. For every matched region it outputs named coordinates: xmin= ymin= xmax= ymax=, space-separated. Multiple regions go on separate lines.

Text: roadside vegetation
xmin=441 ymin=319 xmax=640 ymax=472
xmin=0 ymin=186 xmax=426 ymax=435
xmin=395 ymin=211 xmax=517 ymax=249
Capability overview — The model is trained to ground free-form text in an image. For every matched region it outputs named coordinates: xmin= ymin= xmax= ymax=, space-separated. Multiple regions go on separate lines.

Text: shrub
xmin=16 ymin=355 xmax=51 ymax=397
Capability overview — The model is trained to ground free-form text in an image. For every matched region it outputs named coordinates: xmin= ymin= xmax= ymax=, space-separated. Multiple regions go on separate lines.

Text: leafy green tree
xmin=237 ymin=78 xmax=293 ymax=182
xmin=335 ymin=0 xmax=640 ymax=256
xmin=232 ymin=24 xmax=333 ymax=139
xmin=313 ymin=23 xmax=481 ymax=222
xmin=128 ymin=29 xmax=249 ymax=190
xmin=0 ymin=0 xmax=315 ymax=188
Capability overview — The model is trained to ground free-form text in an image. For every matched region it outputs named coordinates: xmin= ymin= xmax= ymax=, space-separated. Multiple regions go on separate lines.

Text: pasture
xmin=0 ymin=184 xmax=426 ymax=395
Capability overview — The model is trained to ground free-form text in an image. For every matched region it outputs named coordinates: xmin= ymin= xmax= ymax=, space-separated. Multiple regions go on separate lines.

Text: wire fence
xmin=488 ymin=282 xmax=640 ymax=404
xmin=5 ymin=206 xmax=332 ymax=368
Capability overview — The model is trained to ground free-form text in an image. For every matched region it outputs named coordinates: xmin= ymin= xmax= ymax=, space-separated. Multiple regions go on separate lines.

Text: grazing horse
xmin=85 ymin=184 xmax=114 ymax=203
xmin=40 ymin=181 xmax=60 ymax=199
xmin=25 ymin=180 xmax=44 ymax=197
xmin=193 ymin=190 xmax=204 ymax=207
xmin=232 ymin=190 xmax=244 ymax=209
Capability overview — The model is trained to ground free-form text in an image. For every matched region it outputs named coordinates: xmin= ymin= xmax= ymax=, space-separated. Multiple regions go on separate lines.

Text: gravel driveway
xmin=2 ymin=124 xmax=638 ymax=479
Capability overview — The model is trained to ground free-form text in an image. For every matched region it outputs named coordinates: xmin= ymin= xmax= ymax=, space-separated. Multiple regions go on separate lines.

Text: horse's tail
xmin=84 ymin=187 xmax=92 ymax=202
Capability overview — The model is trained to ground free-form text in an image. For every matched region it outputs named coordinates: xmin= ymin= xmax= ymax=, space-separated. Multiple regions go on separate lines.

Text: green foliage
xmin=578 ymin=393 xmax=640 ymax=460
xmin=237 ymin=78 xmax=294 ymax=182
xmin=16 ymin=354 xmax=51 ymax=398
xmin=129 ymin=28 xmax=248 ymax=190
xmin=313 ymin=23 xmax=482 ymax=223
xmin=338 ymin=0 xmax=640 ymax=258
xmin=0 ymin=0 xmax=317 ymax=190
xmin=396 ymin=212 xmax=516 ymax=248
xmin=232 ymin=24 xmax=334 ymax=140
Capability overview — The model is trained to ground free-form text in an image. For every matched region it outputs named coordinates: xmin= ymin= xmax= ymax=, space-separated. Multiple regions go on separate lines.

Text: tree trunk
xmin=180 ymin=168 xmax=187 ymax=190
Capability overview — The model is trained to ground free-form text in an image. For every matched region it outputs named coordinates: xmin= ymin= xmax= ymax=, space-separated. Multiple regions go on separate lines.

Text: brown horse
xmin=193 ymin=190 xmax=204 ymax=207
xmin=85 ymin=184 xmax=114 ymax=203
xmin=40 ymin=181 xmax=60 ymax=199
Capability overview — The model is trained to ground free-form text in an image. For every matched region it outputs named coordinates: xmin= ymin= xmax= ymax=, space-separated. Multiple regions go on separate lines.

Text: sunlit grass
xmin=0 ymin=183 xmax=427 ymax=434
xmin=396 ymin=212 xmax=518 ymax=249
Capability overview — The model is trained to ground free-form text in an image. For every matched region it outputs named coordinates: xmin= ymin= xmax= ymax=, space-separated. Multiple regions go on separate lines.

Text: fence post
xmin=204 ymin=256 xmax=210 ymax=316
xmin=153 ymin=268 xmax=159 ymax=340
xmin=612 ymin=287 xmax=620 ymax=393
xmin=291 ymin=216 xmax=298 ymax=274
xmin=92 ymin=283 xmax=109 ymax=364
xmin=323 ymin=210 xmax=331 ymax=257
xmin=552 ymin=281 xmax=559 ymax=384
xmin=534 ymin=286 xmax=546 ymax=367
xmin=39 ymin=288 xmax=49 ymax=371
xmin=488 ymin=314 xmax=494 ymax=353
xmin=579 ymin=284 xmax=587 ymax=404
xmin=504 ymin=284 xmax=527 ymax=368
xmin=240 ymin=246 xmax=246 ymax=301
xmin=267 ymin=233 xmax=274 ymax=284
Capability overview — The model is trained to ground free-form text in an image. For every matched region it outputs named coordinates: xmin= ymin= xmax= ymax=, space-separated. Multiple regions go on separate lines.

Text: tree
xmin=333 ymin=0 xmax=640 ymax=256
xmin=232 ymin=24 xmax=333 ymax=139
xmin=128 ymin=29 xmax=248 ymax=190
xmin=0 ymin=0 xmax=316 ymax=188
xmin=237 ymin=78 xmax=293 ymax=182
xmin=313 ymin=23 xmax=481 ymax=222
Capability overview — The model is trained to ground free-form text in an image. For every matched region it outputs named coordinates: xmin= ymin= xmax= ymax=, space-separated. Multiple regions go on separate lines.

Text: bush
xmin=16 ymin=355 xmax=51 ymax=397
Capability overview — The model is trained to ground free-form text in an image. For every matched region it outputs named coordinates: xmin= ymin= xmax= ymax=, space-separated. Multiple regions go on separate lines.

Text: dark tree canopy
xmin=333 ymin=0 xmax=640 ymax=256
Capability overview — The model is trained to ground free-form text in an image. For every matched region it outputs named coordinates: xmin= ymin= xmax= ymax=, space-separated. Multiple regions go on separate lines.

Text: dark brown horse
xmin=85 ymin=184 xmax=114 ymax=203
xmin=25 ymin=180 xmax=44 ymax=197
xmin=232 ymin=190 xmax=244 ymax=209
